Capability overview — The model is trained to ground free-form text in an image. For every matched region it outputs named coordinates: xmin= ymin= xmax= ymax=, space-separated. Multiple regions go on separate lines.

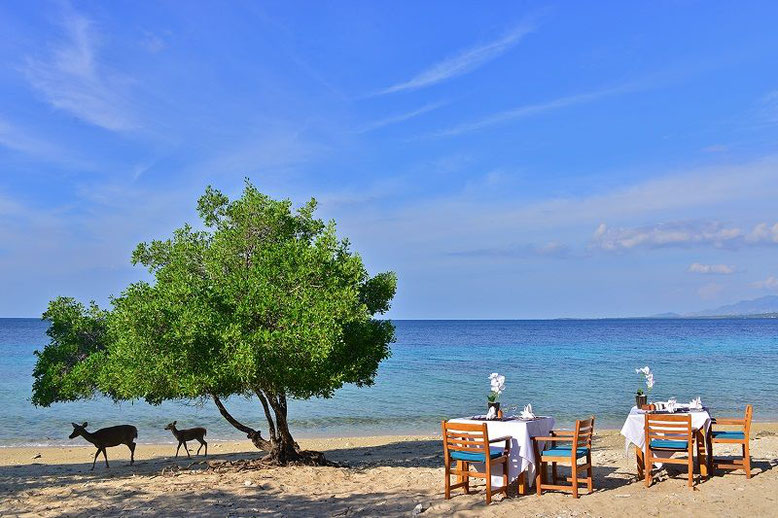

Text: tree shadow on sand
xmin=2 ymin=440 xmax=776 ymax=517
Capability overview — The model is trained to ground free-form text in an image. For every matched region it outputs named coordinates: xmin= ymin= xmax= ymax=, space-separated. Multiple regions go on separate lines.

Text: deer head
xmin=164 ymin=421 xmax=177 ymax=431
xmin=69 ymin=422 xmax=88 ymax=439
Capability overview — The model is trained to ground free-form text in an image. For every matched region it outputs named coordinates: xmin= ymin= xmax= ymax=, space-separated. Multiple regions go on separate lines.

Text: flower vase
xmin=487 ymin=401 xmax=500 ymax=418
xmin=635 ymin=394 xmax=647 ymax=409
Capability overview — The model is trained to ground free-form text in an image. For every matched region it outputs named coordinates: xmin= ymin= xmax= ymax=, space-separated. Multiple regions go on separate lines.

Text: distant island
xmin=648 ymin=295 xmax=778 ymax=319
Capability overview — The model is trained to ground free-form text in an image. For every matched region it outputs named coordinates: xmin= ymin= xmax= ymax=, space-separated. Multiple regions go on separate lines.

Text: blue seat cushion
xmin=712 ymin=431 xmax=745 ymax=440
xmin=542 ymin=446 xmax=589 ymax=458
xmin=449 ymin=447 xmax=506 ymax=462
xmin=650 ymin=439 xmax=688 ymax=450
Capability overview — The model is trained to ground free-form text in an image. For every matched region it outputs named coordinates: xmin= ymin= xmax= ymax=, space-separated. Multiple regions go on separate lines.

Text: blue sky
xmin=2 ymin=1 xmax=778 ymax=318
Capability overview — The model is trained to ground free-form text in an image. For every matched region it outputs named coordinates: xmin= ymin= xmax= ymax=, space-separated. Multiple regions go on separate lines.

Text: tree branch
xmin=211 ymin=395 xmax=257 ymax=435
xmin=254 ymin=388 xmax=277 ymax=441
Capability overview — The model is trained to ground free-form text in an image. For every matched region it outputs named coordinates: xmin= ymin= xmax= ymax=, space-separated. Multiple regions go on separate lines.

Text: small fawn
xmin=69 ymin=422 xmax=137 ymax=470
xmin=164 ymin=421 xmax=208 ymax=458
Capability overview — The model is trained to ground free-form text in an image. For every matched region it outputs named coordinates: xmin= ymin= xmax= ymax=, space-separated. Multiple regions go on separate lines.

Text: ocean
xmin=1 ymin=318 xmax=777 ymax=446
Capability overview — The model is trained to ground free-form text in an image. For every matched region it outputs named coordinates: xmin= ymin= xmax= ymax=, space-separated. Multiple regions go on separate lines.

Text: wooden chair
xmin=441 ymin=421 xmax=511 ymax=504
xmin=644 ymin=413 xmax=697 ymax=488
xmin=710 ymin=404 xmax=753 ymax=478
xmin=532 ymin=416 xmax=595 ymax=498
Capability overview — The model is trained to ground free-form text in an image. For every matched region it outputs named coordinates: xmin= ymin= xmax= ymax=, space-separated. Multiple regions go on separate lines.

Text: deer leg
xmin=102 ymin=448 xmax=109 ymax=468
xmin=91 ymin=449 xmax=100 ymax=470
xmin=175 ymin=442 xmax=181 ymax=458
xmin=128 ymin=442 xmax=136 ymax=465
xmin=196 ymin=439 xmax=207 ymax=456
xmin=183 ymin=441 xmax=191 ymax=459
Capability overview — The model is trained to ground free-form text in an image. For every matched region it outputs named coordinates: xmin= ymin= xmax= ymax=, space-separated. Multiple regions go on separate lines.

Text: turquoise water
xmin=1 ymin=318 xmax=777 ymax=446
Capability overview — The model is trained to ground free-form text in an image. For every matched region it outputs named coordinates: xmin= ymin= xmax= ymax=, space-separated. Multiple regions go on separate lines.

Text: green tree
xmin=32 ymin=182 xmax=396 ymax=464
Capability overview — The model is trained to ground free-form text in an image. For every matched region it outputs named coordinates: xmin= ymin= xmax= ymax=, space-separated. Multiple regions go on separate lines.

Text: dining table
xmin=620 ymin=405 xmax=712 ymax=479
xmin=449 ymin=415 xmax=555 ymax=494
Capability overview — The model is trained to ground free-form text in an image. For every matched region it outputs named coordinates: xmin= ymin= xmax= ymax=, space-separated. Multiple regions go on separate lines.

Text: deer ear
xmin=173 ymin=421 xmax=177 ymax=425
xmin=72 ymin=422 xmax=78 ymax=428
xmin=82 ymin=422 xmax=88 ymax=428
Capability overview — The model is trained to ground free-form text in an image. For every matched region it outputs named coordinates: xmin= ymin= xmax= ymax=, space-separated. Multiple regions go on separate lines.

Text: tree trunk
xmin=211 ymin=393 xmax=330 ymax=466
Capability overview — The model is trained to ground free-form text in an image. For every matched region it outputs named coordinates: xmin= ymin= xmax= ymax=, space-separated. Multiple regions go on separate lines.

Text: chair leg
xmin=636 ymin=447 xmax=645 ymax=480
xmin=571 ymin=461 xmax=579 ymax=499
xmin=460 ymin=461 xmax=469 ymax=494
xmin=536 ymin=461 xmax=544 ymax=496
xmin=587 ymin=453 xmax=594 ymax=493
xmin=644 ymin=451 xmax=652 ymax=488
xmin=444 ymin=456 xmax=451 ymax=499
xmin=688 ymin=446 xmax=694 ymax=488
xmin=744 ymin=441 xmax=751 ymax=479
xmin=502 ymin=463 xmax=509 ymax=497
xmin=552 ymin=461 xmax=558 ymax=484
xmin=485 ymin=461 xmax=492 ymax=504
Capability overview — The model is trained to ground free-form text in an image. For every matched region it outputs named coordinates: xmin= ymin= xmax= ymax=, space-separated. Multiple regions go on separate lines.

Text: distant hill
xmin=650 ymin=295 xmax=778 ymax=318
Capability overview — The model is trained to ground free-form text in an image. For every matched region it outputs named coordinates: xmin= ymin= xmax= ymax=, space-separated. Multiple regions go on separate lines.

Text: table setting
xmin=449 ymin=374 xmax=555 ymax=490
xmin=620 ymin=366 xmax=713 ymax=477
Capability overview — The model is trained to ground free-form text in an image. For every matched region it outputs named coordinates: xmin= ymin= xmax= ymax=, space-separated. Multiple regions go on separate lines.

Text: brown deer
xmin=164 ymin=421 xmax=207 ymax=458
xmin=69 ymin=422 xmax=137 ymax=470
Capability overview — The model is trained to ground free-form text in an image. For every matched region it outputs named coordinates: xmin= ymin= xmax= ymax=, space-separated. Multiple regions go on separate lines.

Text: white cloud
xmin=752 ymin=276 xmax=778 ymax=290
xmin=592 ymin=219 xmax=778 ymax=252
xmin=592 ymin=221 xmax=743 ymax=251
xmin=373 ymin=19 xmax=535 ymax=95
xmin=688 ymin=263 xmax=735 ymax=275
xmin=745 ymin=222 xmax=778 ymax=244
xmin=24 ymin=10 xmax=138 ymax=132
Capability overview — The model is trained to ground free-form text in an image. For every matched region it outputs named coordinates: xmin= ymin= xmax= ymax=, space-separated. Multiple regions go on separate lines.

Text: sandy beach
xmin=0 ymin=425 xmax=776 ymax=517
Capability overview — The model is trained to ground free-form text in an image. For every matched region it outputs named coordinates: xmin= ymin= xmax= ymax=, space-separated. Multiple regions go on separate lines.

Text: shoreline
xmin=4 ymin=421 xmax=778 ymax=452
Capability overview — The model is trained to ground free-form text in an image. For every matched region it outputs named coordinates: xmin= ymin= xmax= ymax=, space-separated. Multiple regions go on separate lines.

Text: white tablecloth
xmin=449 ymin=416 xmax=555 ymax=488
xmin=620 ymin=406 xmax=711 ymax=455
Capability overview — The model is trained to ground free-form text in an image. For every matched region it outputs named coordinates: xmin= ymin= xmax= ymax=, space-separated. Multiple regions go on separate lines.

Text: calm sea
xmin=1 ymin=318 xmax=777 ymax=446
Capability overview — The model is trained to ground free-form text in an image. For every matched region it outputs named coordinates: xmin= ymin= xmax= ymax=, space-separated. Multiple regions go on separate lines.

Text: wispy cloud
xmin=0 ymin=117 xmax=58 ymax=156
xmin=752 ymin=276 xmax=778 ymax=290
xmin=373 ymin=18 xmax=535 ymax=96
xmin=429 ymin=83 xmax=639 ymax=137
xmin=449 ymin=241 xmax=571 ymax=259
xmin=24 ymin=9 xmax=138 ymax=132
xmin=688 ymin=263 xmax=735 ymax=275
xmin=356 ymin=101 xmax=446 ymax=133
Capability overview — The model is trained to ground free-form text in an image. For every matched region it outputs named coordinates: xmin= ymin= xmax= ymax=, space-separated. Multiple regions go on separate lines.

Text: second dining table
xmin=620 ymin=405 xmax=712 ymax=479
xmin=449 ymin=415 xmax=555 ymax=494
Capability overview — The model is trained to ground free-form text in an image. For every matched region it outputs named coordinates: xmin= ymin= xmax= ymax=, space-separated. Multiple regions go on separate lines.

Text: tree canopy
xmin=32 ymin=182 xmax=397 ymax=463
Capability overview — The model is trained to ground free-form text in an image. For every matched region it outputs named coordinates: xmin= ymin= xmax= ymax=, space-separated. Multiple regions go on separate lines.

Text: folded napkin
xmin=486 ymin=406 xmax=497 ymax=420
xmin=687 ymin=396 xmax=703 ymax=410
xmin=666 ymin=397 xmax=678 ymax=413
xmin=520 ymin=404 xmax=535 ymax=419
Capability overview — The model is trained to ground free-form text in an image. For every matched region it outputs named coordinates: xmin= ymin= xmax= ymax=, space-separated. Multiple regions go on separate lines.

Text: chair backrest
xmin=575 ymin=416 xmax=595 ymax=449
xmin=744 ymin=404 xmax=753 ymax=436
xmin=644 ymin=413 xmax=692 ymax=447
xmin=441 ymin=421 xmax=490 ymax=457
